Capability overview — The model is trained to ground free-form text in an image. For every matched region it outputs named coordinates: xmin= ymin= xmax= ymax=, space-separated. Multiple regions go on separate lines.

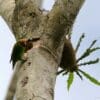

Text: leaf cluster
xmin=58 ymin=33 xmax=100 ymax=90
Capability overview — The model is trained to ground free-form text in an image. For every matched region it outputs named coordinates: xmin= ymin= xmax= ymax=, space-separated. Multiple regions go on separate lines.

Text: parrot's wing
xmin=10 ymin=43 xmax=17 ymax=63
xmin=10 ymin=42 xmax=25 ymax=68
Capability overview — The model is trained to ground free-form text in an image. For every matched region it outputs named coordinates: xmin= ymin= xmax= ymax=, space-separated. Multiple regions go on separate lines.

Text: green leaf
xmin=77 ymin=39 xmax=100 ymax=63
xmin=75 ymin=71 xmax=83 ymax=80
xmin=79 ymin=69 xmax=100 ymax=86
xmin=63 ymin=71 xmax=69 ymax=75
xmin=67 ymin=72 xmax=74 ymax=90
xmin=75 ymin=33 xmax=85 ymax=53
xmin=89 ymin=40 xmax=97 ymax=49
xmin=78 ymin=58 xmax=99 ymax=66
xmin=57 ymin=69 xmax=65 ymax=75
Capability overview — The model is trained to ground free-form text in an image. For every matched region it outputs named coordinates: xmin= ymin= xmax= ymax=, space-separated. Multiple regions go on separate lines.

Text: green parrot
xmin=10 ymin=39 xmax=26 ymax=68
xmin=10 ymin=38 xmax=40 ymax=69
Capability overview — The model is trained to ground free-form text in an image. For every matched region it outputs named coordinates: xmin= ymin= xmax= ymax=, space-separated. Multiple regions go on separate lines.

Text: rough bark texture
xmin=0 ymin=0 xmax=85 ymax=100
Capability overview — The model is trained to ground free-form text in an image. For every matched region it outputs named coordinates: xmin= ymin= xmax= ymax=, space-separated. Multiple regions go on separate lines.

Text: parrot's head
xmin=18 ymin=37 xmax=40 ymax=52
xmin=18 ymin=39 xmax=27 ymax=47
xmin=18 ymin=38 xmax=33 ymax=52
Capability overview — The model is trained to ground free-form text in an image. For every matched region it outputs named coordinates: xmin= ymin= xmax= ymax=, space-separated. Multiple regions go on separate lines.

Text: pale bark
xmin=0 ymin=0 xmax=15 ymax=28
xmin=0 ymin=0 xmax=85 ymax=100
xmin=0 ymin=0 xmax=42 ymax=28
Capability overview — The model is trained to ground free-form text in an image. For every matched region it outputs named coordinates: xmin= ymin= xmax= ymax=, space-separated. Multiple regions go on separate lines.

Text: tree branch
xmin=4 ymin=0 xmax=85 ymax=100
xmin=0 ymin=0 xmax=15 ymax=28
xmin=15 ymin=48 xmax=58 ymax=100
xmin=41 ymin=0 xmax=85 ymax=61
xmin=0 ymin=0 xmax=43 ymax=31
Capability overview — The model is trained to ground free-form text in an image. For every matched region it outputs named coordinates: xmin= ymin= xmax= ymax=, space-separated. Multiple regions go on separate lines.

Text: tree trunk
xmin=0 ymin=0 xmax=85 ymax=100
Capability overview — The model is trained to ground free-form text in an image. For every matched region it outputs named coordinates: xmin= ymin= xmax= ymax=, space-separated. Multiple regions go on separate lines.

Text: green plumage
xmin=10 ymin=41 xmax=25 ymax=68
xmin=10 ymin=38 xmax=40 ymax=68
